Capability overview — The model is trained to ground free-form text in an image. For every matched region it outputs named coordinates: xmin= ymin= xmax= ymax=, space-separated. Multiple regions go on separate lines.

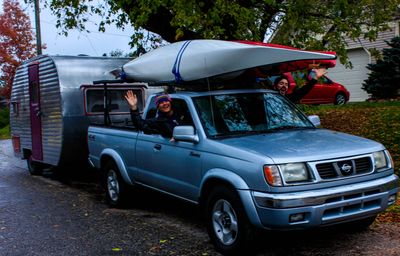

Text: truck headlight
xmin=373 ymin=150 xmax=392 ymax=171
xmin=280 ymin=163 xmax=310 ymax=183
xmin=263 ymin=163 xmax=311 ymax=186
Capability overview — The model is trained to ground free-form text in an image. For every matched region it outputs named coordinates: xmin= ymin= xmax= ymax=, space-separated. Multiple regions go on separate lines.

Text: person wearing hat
xmin=125 ymin=90 xmax=187 ymax=138
xmin=273 ymin=66 xmax=327 ymax=103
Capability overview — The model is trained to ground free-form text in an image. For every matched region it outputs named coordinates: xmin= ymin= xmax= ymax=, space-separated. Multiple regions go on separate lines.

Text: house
xmin=327 ymin=20 xmax=399 ymax=102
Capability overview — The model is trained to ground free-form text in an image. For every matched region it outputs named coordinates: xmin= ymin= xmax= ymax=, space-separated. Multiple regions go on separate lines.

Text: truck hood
xmin=218 ymin=128 xmax=384 ymax=163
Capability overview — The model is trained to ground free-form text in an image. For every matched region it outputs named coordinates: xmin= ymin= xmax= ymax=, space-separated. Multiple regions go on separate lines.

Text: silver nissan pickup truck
xmin=87 ymin=88 xmax=398 ymax=254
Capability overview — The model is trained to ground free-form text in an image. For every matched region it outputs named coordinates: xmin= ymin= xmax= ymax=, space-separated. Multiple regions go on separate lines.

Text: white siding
xmin=328 ymin=49 xmax=370 ymax=102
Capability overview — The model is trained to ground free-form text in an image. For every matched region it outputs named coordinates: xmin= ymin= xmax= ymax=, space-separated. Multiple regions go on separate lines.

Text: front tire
xmin=205 ymin=186 xmax=255 ymax=255
xmin=103 ymin=161 xmax=130 ymax=208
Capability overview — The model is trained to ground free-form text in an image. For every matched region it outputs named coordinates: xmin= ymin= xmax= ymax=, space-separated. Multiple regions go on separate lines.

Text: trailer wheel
xmin=103 ymin=161 xmax=129 ymax=208
xmin=27 ymin=156 xmax=43 ymax=175
xmin=205 ymin=186 xmax=255 ymax=255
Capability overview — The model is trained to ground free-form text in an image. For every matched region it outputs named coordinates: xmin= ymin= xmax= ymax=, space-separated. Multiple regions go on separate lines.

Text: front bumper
xmin=251 ymin=174 xmax=398 ymax=229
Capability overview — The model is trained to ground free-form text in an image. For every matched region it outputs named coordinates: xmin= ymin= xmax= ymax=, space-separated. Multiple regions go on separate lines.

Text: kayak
xmin=113 ymin=39 xmax=336 ymax=83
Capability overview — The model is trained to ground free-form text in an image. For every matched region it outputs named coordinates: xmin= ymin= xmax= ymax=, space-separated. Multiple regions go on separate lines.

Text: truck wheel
xmin=205 ymin=186 xmax=255 ymax=255
xmin=27 ymin=156 xmax=43 ymax=175
xmin=103 ymin=161 xmax=129 ymax=208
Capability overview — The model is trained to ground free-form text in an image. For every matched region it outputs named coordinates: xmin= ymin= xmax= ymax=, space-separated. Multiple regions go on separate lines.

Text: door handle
xmin=190 ymin=151 xmax=201 ymax=157
xmin=154 ymin=144 xmax=162 ymax=151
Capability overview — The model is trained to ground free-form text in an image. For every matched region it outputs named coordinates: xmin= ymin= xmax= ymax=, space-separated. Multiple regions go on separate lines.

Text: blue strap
xmin=120 ymin=67 xmax=127 ymax=81
xmin=172 ymin=40 xmax=192 ymax=83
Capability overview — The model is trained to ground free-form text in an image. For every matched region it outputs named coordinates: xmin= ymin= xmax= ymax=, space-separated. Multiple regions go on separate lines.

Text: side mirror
xmin=173 ymin=126 xmax=199 ymax=143
xmin=308 ymin=115 xmax=321 ymax=127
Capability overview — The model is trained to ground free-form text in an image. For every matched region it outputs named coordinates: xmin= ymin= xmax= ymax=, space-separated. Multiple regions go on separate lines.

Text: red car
xmin=272 ymin=72 xmax=350 ymax=105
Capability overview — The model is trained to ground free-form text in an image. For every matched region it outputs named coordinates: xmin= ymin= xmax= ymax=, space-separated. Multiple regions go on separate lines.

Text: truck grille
xmin=316 ymin=157 xmax=372 ymax=179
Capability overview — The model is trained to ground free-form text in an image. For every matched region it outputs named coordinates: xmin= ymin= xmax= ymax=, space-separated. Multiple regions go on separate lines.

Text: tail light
xmin=12 ymin=135 xmax=21 ymax=153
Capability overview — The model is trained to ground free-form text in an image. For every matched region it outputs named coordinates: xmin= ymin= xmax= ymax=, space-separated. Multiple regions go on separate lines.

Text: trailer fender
xmin=100 ymin=148 xmax=134 ymax=186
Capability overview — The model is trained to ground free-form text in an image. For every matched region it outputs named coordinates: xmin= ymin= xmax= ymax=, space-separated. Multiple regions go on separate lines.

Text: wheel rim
xmin=336 ymin=94 xmax=345 ymax=105
xmin=212 ymin=199 xmax=238 ymax=246
xmin=107 ymin=169 xmax=120 ymax=202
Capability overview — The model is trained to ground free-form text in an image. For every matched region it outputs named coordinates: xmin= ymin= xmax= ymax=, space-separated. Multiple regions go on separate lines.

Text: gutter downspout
xmin=357 ymin=38 xmax=372 ymax=64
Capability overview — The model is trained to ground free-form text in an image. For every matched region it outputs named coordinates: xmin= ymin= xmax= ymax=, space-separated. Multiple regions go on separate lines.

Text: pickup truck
xmin=88 ymin=87 xmax=398 ymax=254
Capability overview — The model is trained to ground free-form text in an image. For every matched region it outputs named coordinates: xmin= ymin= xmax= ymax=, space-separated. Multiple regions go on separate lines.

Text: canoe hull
xmin=120 ymin=40 xmax=336 ymax=83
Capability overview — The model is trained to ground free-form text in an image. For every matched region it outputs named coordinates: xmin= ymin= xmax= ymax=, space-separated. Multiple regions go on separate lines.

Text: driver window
xmin=146 ymin=97 xmax=194 ymax=126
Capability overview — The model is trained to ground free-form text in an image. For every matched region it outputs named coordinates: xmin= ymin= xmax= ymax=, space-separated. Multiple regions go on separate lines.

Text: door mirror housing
xmin=173 ymin=126 xmax=199 ymax=143
xmin=308 ymin=115 xmax=321 ymax=127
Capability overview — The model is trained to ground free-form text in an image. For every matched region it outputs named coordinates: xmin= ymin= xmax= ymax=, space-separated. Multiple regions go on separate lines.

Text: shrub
xmin=362 ymin=36 xmax=400 ymax=98
xmin=0 ymin=107 xmax=10 ymax=128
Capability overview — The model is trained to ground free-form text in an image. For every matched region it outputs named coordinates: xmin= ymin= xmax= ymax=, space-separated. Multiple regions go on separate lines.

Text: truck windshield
xmin=193 ymin=92 xmax=314 ymax=138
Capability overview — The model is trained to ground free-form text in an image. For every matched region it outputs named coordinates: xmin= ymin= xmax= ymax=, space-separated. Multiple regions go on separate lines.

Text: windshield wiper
xmin=211 ymin=130 xmax=266 ymax=139
xmin=268 ymin=125 xmax=311 ymax=132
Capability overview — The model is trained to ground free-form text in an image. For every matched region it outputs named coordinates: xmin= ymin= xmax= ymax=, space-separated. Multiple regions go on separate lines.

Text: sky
xmin=2 ymin=0 xmax=135 ymax=56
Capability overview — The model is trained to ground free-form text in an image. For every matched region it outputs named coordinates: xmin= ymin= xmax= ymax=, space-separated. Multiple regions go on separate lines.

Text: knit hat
xmin=155 ymin=94 xmax=172 ymax=107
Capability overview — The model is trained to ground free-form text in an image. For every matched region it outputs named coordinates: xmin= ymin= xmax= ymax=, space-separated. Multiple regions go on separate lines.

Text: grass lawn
xmin=0 ymin=124 xmax=9 ymax=140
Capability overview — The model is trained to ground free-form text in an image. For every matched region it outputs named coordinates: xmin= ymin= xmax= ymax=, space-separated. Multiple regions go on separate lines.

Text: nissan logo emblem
xmin=340 ymin=163 xmax=352 ymax=174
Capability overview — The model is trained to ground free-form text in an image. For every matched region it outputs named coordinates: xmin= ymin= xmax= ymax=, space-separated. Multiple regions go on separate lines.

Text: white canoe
xmin=116 ymin=39 xmax=336 ymax=83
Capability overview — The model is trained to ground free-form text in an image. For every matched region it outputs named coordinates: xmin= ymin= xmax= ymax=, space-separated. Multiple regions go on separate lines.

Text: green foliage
xmin=0 ymin=107 xmax=9 ymax=128
xmin=302 ymin=101 xmax=400 ymax=176
xmin=37 ymin=0 xmax=399 ymax=62
xmin=0 ymin=107 xmax=10 ymax=139
xmin=362 ymin=36 xmax=400 ymax=99
xmin=0 ymin=124 xmax=10 ymax=139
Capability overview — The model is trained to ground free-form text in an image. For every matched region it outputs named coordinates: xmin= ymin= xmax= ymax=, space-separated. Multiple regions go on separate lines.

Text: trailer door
xmin=28 ymin=63 xmax=43 ymax=161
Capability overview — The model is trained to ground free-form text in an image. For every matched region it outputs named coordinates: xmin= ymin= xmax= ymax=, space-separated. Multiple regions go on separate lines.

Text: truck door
xmin=135 ymin=98 xmax=202 ymax=201
xmin=28 ymin=63 xmax=43 ymax=161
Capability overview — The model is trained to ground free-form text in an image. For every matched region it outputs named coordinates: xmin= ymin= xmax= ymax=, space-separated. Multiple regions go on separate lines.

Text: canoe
xmin=115 ymin=39 xmax=336 ymax=83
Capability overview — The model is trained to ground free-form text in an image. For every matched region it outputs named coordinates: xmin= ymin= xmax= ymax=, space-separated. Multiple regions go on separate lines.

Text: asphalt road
xmin=0 ymin=139 xmax=399 ymax=256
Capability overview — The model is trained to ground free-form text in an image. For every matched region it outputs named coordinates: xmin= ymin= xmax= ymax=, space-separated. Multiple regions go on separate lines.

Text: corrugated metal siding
xmin=38 ymin=57 xmax=62 ymax=165
xmin=10 ymin=56 xmax=62 ymax=165
xmin=10 ymin=62 xmax=32 ymax=152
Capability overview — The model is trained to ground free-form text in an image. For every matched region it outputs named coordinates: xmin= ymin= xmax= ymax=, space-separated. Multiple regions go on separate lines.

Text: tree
xmin=362 ymin=36 xmax=400 ymax=99
xmin=0 ymin=0 xmax=37 ymax=99
xmin=43 ymin=0 xmax=398 ymax=60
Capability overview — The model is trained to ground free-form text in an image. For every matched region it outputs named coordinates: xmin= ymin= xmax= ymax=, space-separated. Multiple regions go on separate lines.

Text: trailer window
xmin=11 ymin=101 xmax=19 ymax=117
xmin=85 ymin=88 xmax=143 ymax=115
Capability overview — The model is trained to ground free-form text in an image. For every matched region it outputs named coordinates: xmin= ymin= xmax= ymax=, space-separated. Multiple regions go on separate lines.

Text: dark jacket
xmin=130 ymin=108 xmax=187 ymax=138
xmin=286 ymin=78 xmax=317 ymax=103
xmin=286 ymin=70 xmax=318 ymax=103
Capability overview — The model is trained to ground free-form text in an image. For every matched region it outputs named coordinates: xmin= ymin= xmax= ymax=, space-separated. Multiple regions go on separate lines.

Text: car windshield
xmin=193 ymin=92 xmax=314 ymax=138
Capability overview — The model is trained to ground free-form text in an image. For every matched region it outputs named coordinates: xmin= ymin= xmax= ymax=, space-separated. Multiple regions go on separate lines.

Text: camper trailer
xmin=9 ymin=55 xmax=156 ymax=174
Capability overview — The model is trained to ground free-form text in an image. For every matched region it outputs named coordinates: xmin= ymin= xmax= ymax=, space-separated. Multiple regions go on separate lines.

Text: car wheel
xmin=205 ymin=186 xmax=255 ymax=255
xmin=334 ymin=93 xmax=346 ymax=105
xmin=103 ymin=161 xmax=129 ymax=208
xmin=27 ymin=156 xmax=43 ymax=175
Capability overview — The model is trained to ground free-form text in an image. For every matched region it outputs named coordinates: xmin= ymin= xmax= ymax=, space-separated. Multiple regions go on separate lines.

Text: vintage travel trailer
xmin=9 ymin=55 xmax=155 ymax=174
